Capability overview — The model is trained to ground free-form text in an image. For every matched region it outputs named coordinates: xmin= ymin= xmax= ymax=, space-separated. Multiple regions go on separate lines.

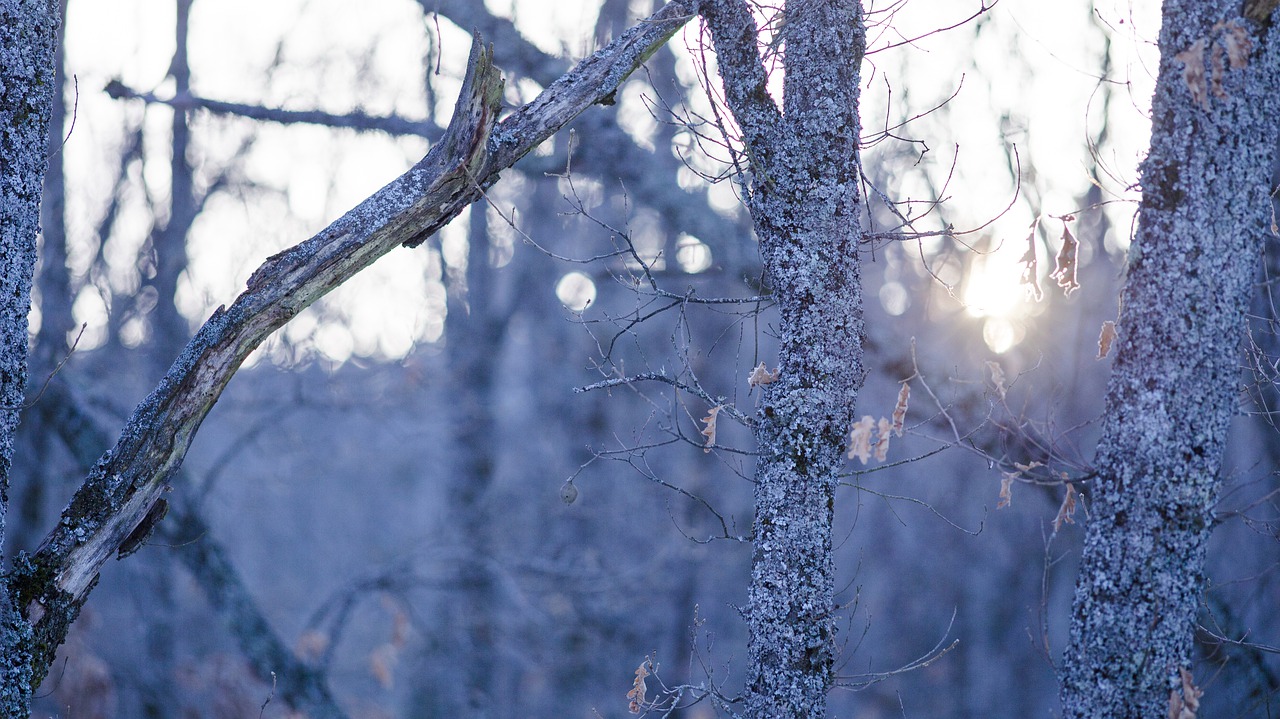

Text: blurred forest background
xmin=9 ymin=0 xmax=1280 ymax=716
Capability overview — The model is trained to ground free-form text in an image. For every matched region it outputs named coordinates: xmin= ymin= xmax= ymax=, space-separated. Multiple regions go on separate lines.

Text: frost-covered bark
xmin=701 ymin=1 xmax=865 ymax=716
xmin=1061 ymin=4 xmax=1280 ymax=717
xmin=0 ymin=1 xmax=60 ymax=713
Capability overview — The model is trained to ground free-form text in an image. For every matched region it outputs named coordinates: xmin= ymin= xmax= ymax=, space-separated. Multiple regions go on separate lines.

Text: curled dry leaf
xmin=1053 ymin=483 xmax=1078 ymax=531
xmin=874 ymin=417 xmax=893 ymax=462
xmin=700 ymin=405 xmax=723 ymax=453
xmin=1017 ymin=221 xmax=1044 ymax=301
xmin=1097 ymin=320 xmax=1117 ymax=359
xmin=1050 ymin=220 xmax=1080 ymax=296
xmin=891 ymin=382 xmax=910 ymax=437
xmin=986 ymin=361 xmax=1007 ymax=399
xmin=847 ymin=416 xmax=875 ymax=465
xmin=997 ymin=473 xmax=1016 ymax=509
xmin=747 ymin=362 xmax=780 ymax=388
xmin=627 ymin=657 xmax=652 ymax=714
xmin=1169 ymin=667 xmax=1204 ymax=719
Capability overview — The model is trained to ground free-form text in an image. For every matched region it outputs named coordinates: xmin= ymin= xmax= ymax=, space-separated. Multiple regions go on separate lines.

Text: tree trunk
xmin=0 ymin=1 xmax=61 ymax=714
xmin=701 ymin=1 xmax=866 ymax=716
xmin=1061 ymin=4 xmax=1280 ymax=717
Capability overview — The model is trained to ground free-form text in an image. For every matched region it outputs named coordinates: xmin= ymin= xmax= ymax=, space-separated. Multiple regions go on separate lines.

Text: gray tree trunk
xmin=701 ymin=1 xmax=865 ymax=716
xmin=1061 ymin=4 xmax=1280 ymax=717
xmin=0 ymin=0 xmax=60 ymax=714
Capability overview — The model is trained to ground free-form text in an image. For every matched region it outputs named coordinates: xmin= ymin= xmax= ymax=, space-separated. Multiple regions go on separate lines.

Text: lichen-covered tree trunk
xmin=701 ymin=1 xmax=865 ymax=716
xmin=1061 ymin=4 xmax=1280 ymax=717
xmin=0 ymin=1 xmax=60 ymax=714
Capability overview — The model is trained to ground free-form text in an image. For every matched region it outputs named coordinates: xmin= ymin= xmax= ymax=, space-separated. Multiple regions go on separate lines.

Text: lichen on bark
xmin=0 ymin=0 xmax=61 ymax=714
xmin=701 ymin=1 xmax=866 ymax=716
xmin=1060 ymin=3 xmax=1280 ymax=717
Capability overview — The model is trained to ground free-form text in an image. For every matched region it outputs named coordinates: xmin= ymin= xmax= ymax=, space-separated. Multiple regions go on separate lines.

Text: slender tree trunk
xmin=150 ymin=0 xmax=197 ymax=362
xmin=702 ymin=1 xmax=865 ymax=716
xmin=0 ymin=1 xmax=61 ymax=714
xmin=1061 ymin=4 xmax=1280 ymax=717
xmin=442 ymin=203 xmax=507 ymax=716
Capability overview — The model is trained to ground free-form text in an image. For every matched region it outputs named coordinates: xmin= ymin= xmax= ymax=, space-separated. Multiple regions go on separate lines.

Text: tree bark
xmin=701 ymin=1 xmax=866 ymax=716
xmin=1061 ymin=4 xmax=1280 ymax=717
xmin=0 ymin=1 xmax=60 ymax=713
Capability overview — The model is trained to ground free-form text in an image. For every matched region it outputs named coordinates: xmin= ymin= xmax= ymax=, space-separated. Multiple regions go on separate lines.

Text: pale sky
xmin=52 ymin=0 xmax=1161 ymax=361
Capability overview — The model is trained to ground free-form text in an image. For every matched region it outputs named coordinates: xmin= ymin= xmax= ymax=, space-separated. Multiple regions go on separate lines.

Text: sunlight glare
xmin=556 ymin=272 xmax=597 ymax=312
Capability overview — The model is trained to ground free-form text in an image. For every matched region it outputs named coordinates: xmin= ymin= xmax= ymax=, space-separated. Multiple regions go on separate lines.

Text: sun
xmin=962 ymin=250 xmax=1041 ymax=354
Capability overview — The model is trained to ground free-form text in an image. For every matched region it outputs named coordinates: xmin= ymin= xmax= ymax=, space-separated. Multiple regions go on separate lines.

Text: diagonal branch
xmin=34 ymin=377 xmax=350 ymax=719
xmin=11 ymin=0 xmax=697 ymax=688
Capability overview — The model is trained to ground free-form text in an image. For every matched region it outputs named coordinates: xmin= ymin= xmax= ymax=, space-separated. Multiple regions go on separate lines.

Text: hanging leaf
xmin=1017 ymin=220 xmax=1044 ymax=301
xmin=1167 ymin=667 xmax=1204 ymax=719
xmin=1097 ymin=320 xmax=1117 ymax=359
xmin=891 ymin=382 xmax=910 ymax=437
xmin=873 ymin=417 xmax=893 ymax=462
xmin=997 ymin=473 xmax=1016 ymax=509
xmin=1175 ymin=39 xmax=1209 ymax=107
xmin=1053 ymin=483 xmax=1078 ymax=531
xmin=847 ymin=416 xmax=875 ymax=464
xmin=747 ymin=362 xmax=780 ymax=388
xmin=627 ymin=657 xmax=652 ymax=714
xmin=1050 ymin=220 xmax=1080 ymax=296
xmin=987 ymin=361 xmax=1007 ymax=400
xmin=700 ymin=406 xmax=723 ymax=453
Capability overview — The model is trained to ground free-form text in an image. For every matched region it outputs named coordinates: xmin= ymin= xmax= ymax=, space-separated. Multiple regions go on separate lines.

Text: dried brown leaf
xmin=998 ymin=473 xmax=1016 ymax=509
xmin=874 ymin=417 xmax=892 ymax=462
xmin=627 ymin=657 xmax=652 ymax=714
xmin=1053 ymin=483 xmax=1078 ymax=531
xmin=1169 ymin=667 xmax=1204 ymax=719
xmin=1017 ymin=221 xmax=1044 ymax=301
xmin=848 ymin=416 xmax=875 ymax=465
xmin=747 ymin=362 xmax=780 ymax=388
xmin=891 ymin=382 xmax=910 ymax=437
xmin=1097 ymin=320 xmax=1117 ymax=359
xmin=700 ymin=406 xmax=723 ymax=453
xmin=1175 ymin=39 xmax=1208 ymax=107
xmin=1050 ymin=220 xmax=1080 ymax=296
